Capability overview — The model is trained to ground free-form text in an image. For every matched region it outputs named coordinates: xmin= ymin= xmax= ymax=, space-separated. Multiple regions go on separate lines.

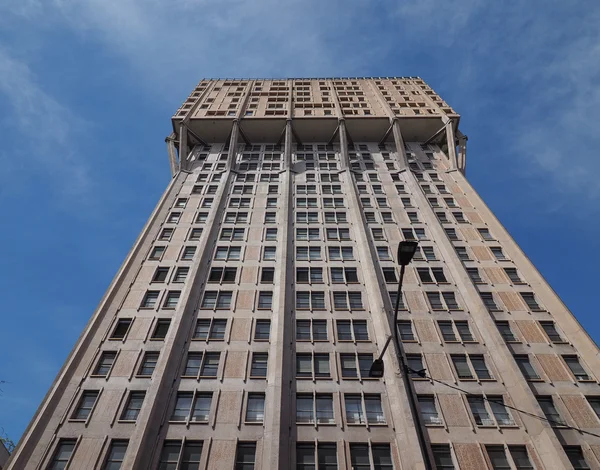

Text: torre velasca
xmin=8 ymin=78 xmax=600 ymax=470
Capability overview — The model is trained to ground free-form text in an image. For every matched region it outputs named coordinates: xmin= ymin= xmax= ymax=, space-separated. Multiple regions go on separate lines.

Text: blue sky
xmin=1 ymin=0 xmax=600 ymax=443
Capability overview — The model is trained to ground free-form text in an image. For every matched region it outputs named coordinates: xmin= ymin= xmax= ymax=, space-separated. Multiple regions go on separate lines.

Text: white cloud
xmin=0 ymin=47 xmax=92 ymax=199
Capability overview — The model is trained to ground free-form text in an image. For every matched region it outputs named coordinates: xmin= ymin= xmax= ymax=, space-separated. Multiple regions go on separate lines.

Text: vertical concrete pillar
xmin=178 ymin=122 xmax=189 ymax=171
xmin=338 ymin=119 xmax=349 ymax=170
xmin=444 ymin=119 xmax=458 ymax=170
xmin=337 ymin=123 xmax=427 ymax=470
xmin=392 ymin=119 xmax=409 ymax=171
xmin=226 ymin=120 xmax=240 ymax=171
xmin=166 ymin=133 xmax=178 ymax=176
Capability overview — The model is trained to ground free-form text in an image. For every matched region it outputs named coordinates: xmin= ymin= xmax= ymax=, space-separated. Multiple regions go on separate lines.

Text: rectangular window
xmin=418 ymin=396 xmax=442 ymax=425
xmin=265 ymin=228 xmax=277 ymax=240
xmin=138 ymin=352 xmax=159 ymax=377
xmin=151 ymin=319 xmax=171 ymax=340
xmin=250 ymin=353 xmax=268 ymax=378
xmin=455 ymin=321 xmax=475 ymax=341
xmin=486 ymin=446 xmax=511 ymax=469
xmin=245 ymin=393 xmax=265 ymax=422
xmin=182 ymin=246 xmax=197 ymax=260
xmin=163 ymin=291 xmax=181 ymax=308
xmin=200 ymin=352 xmax=220 ymax=377
xmin=491 ymin=246 xmax=506 ymax=260
xmin=159 ymin=228 xmax=174 ymax=241
xmin=263 ymin=246 xmax=276 ymax=260
xmin=171 ymin=392 xmax=193 ymax=421
xmin=152 ymin=267 xmax=169 ymax=282
xmin=480 ymin=292 xmax=500 ymax=310
xmin=564 ymin=447 xmax=591 ymax=470
xmin=478 ymin=228 xmax=493 ymax=240
xmin=258 ymin=291 xmax=273 ymax=309
xmin=141 ymin=291 xmax=159 ymax=308
xmin=496 ymin=321 xmax=517 ymax=341
xmin=455 ymin=246 xmax=470 ymax=260
xmin=93 ymin=351 xmax=116 ymax=377
xmin=432 ymin=445 xmax=455 ymax=470
xmin=438 ymin=321 xmax=457 ymax=342
xmin=504 ymin=267 xmax=523 ymax=283
xmin=538 ymin=397 xmax=565 ymax=426
xmin=200 ymin=291 xmax=232 ymax=309
xmin=254 ymin=320 xmax=271 ymax=341
xmin=397 ymin=321 xmax=415 ymax=341
xmin=72 ymin=390 xmax=99 ymax=420
xmin=48 ymin=440 xmax=76 ymax=470
xmin=520 ymin=292 xmax=543 ymax=311
xmin=121 ymin=391 xmax=145 ymax=421
xmin=488 ymin=396 xmax=514 ymax=425
xmin=563 ymin=356 xmax=591 ymax=381
xmin=514 ymin=355 xmax=540 ymax=380
xmin=444 ymin=228 xmax=459 ymax=240
xmin=103 ymin=440 xmax=128 ymax=470
xmin=466 ymin=267 xmax=483 ymax=283
xmin=508 ymin=446 xmax=534 ymax=470
xmin=261 ymin=267 xmax=275 ymax=283
xmin=189 ymin=228 xmax=203 ymax=241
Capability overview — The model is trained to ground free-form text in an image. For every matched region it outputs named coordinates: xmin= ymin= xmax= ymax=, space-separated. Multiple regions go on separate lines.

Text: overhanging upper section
xmin=171 ymin=77 xmax=460 ymax=144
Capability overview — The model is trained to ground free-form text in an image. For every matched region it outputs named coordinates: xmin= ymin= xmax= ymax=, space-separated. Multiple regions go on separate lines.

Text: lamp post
xmin=369 ymin=241 xmax=433 ymax=470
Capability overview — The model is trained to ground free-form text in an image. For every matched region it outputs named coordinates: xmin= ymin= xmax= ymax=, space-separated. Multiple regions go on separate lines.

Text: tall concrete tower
xmin=8 ymin=78 xmax=600 ymax=470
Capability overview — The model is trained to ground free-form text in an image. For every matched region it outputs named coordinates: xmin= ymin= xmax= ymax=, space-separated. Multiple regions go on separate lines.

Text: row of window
xmin=46 ymin=437 xmax=597 ymax=470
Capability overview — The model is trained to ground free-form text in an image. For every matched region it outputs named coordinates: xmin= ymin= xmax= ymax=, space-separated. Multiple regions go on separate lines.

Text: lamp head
xmin=397 ymin=241 xmax=418 ymax=266
xmin=369 ymin=359 xmax=385 ymax=378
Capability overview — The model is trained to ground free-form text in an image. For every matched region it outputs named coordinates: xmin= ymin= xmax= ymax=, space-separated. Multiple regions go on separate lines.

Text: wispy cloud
xmin=0 ymin=47 xmax=92 ymax=200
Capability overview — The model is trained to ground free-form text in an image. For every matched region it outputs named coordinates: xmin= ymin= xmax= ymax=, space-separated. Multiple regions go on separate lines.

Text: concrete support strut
xmin=178 ymin=121 xmax=189 ymax=171
xmin=226 ymin=120 xmax=240 ymax=171
xmin=391 ymin=119 xmax=409 ymax=171
xmin=457 ymin=130 xmax=467 ymax=173
xmin=165 ymin=132 xmax=178 ymax=176
xmin=444 ymin=119 xmax=459 ymax=170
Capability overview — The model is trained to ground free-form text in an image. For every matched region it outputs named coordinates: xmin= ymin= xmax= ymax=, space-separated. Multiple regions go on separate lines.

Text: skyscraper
xmin=8 ymin=78 xmax=600 ymax=469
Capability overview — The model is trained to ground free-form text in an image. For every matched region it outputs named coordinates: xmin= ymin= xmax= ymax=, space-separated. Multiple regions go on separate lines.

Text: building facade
xmin=8 ymin=78 xmax=600 ymax=470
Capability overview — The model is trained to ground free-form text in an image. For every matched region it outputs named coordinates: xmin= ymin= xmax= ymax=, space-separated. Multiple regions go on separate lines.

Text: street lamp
xmin=369 ymin=240 xmax=433 ymax=469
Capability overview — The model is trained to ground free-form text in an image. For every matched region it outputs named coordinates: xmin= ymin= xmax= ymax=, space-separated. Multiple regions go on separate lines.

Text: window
xmin=451 ymin=354 xmax=492 ymax=380
xmin=324 ymin=211 xmax=347 ymax=223
xmin=438 ymin=321 xmax=457 ymax=342
xmin=455 ymin=321 xmax=474 ymax=341
xmin=296 ymin=353 xmax=330 ymax=379
xmin=103 ymin=440 xmax=128 ymax=470
xmin=480 ymin=292 xmax=500 ymax=310
xmin=153 ymin=267 xmax=169 ymax=282
xmin=208 ymin=267 xmax=237 ymax=283
xmin=328 ymin=246 xmax=354 ymax=261
xmin=418 ymin=396 xmax=442 ymax=425
xmin=486 ymin=446 xmax=510 ymax=470
xmin=200 ymin=352 xmax=220 ymax=377
xmin=340 ymin=353 xmax=373 ymax=380
xmin=444 ymin=228 xmax=459 ymax=240
xmin=402 ymin=228 xmax=427 ymax=241
xmin=496 ymin=321 xmax=517 ymax=341
xmin=455 ymin=246 xmax=470 ymax=260
xmin=537 ymin=397 xmax=565 ymax=426
xmin=350 ymin=444 xmax=393 ymax=470
xmin=407 ymin=212 xmax=419 ymax=223
xmin=264 ymin=212 xmax=276 ymax=223
xmin=514 ymin=355 xmax=540 ymax=380
xmin=260 ymin=267 xmax=275 ymax=283
xmin=326 ymin=228 xmax=351 ymax=241
xmin=333 ymin=292 xmax=363 ymax=310
xmin=478 ymin=228 xmax=493 ymax=240
xmin=246 ymin=393 xmax=265 ymax=423
xmin=588 ymin=397 xmax=600 ymax=420
xmin=163 ymin=291 xmax=180 ymax=308
xmin=141 ymin=291 xmax=159 ymax=308
xmin=436 ymin=211 xmax=449 ymax=223
xmin=265 ymin=228 xmax=277 ymax=240
xmin=72 ymin=390 xmax=99 ymax=420
xmin=508 ymin=446 xmax=534 ymax=470
xmin=138 ymin=352 xmax=159 ymax=377
xmin=110 ymin=319 xmax=132 ymax=340
xmin=417 ymin=267 xmax=447 ymax=283
xmin=258 ymin=291 xmax=273 ymax=309
xmin=397 ymin=321 xmax=415 ymax=341
xmin=200 ymin=290 xmax=232 ymax=309
xmin=296 ymin=212 xmax=319 ymax=224
xmin=167 ymin=212 xmax=181 ymax=223
xmin=93 ymin=351 xmax=116 ymax=377
xmin=422 ymin=246 xmax=437 ymax=260
xmin=296 ymin=246 xmax=321 ymax=260
xmin=296 ymin=319 xmax=328 ymax=341
xmin=250 ymin=353 xmax=268 ymax=377
xmin=296 ymin=394 xmax=335 ymax=424
xmin=426 ymin=292 xmax=460 ymax=310
xmin=151 ymin=319 xmax=171 ymax=339
xmin=504 ymin=268 xmax=523 ymax=284
xmin=296 ymin=291 xmax=325 ymax=309
xmin=189 ymin=228 xmax=203 ymax=240
xmin=563 ymin=355 xmax=591 ymax=381
xmin=297 ymin=443 xmax=338 ymax=470
xmin=158 ymin=442 xmax=203 ymax=470
xmin=330 ymin=267 xmax=358 ymax=283
xmin=564 ymin=447 xmax=590 ymax=470
xmin=296 ymin=227 xmax=320 ymax=241
xmin=220 ymin=228 xmax=245 ymax=241
xmin=171 ymin=392 xmax=212 ymax=423
xmin=376 ymin=246 xmax=391 ymax=261
xmin=159 ymin=228 xmax=174 ymax=241
xmin=520 ymin=292 xmax=543 ymax=311
xmin=372 ymin=228 xmax=385 ymax=240
xmin=254 ymin=320 xmax=271 ymax=341
xmin=182 ymin=246 xmax=197 ymax=260
xmin=296 ymin=267 xmax=323 ymax=284
xmin=488 ymin=396 xmax=514 ymax=425
xmin=195 ymin=212 xmax=209 ymax=223
xmin=224 ymin=211 xmax=248 ymax=224
xmin=48 ymin=440 xmax=76 ymax=470
xmin=491 ymin=246 xmax=506 ymax=260
xmin=336 ymin=319 xmax=369 ymax=341
xmin=263 ymin=246 xmax=276 ymax=260
xmin=432 ymin=445 xmax=455 ymax=470
xmin=173 ymin=267 xmax=189 ymax=283
xmin=466 ymin=268 xmax=484 ymax=283
xmin=193 ymin=319 xmax=226 ymax=340
xmin=467 ymin=396 xmax=493 ymax=425
xmin=121 ymin=391 xmax=145 ymax=421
